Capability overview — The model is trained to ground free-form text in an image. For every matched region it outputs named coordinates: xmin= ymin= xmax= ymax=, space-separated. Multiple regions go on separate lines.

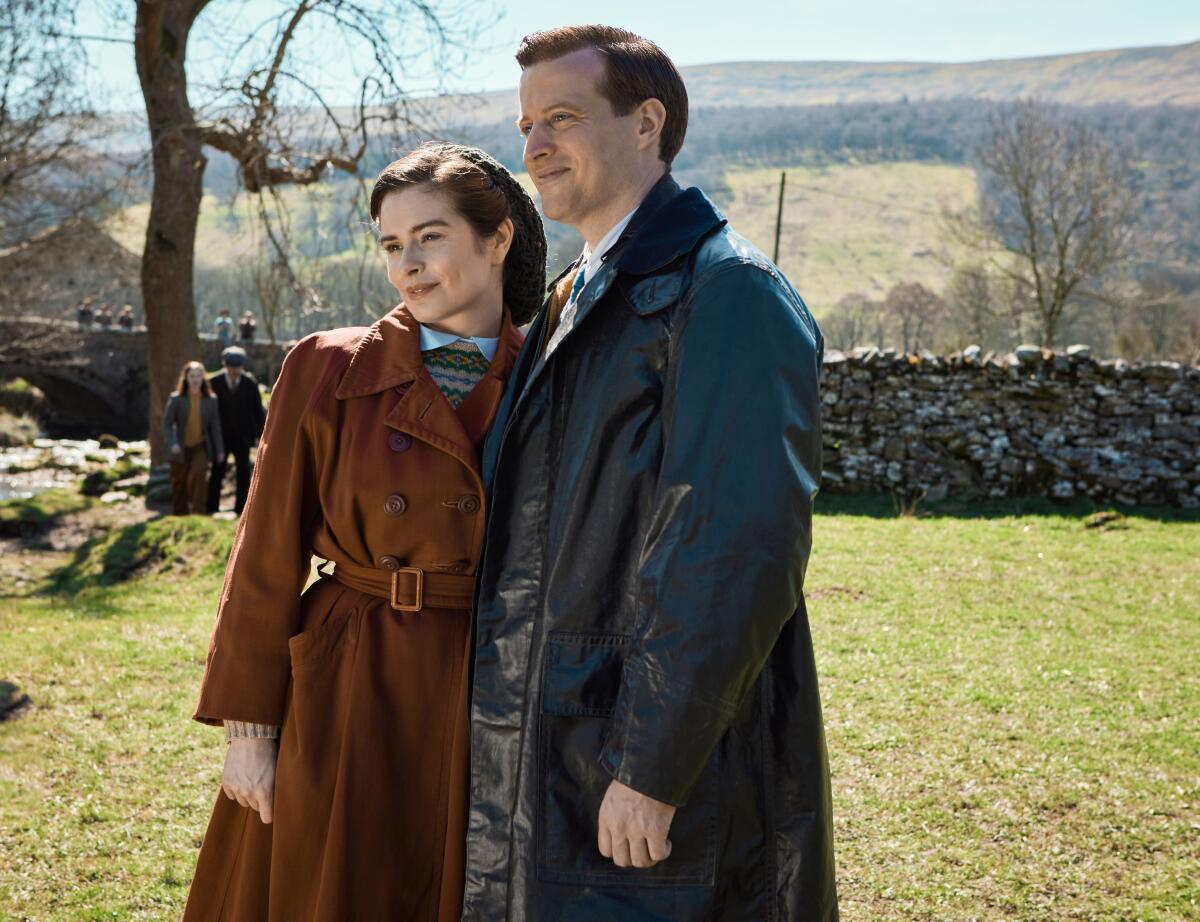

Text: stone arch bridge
xmin=0 ymin=317 xmax=290 ymax=438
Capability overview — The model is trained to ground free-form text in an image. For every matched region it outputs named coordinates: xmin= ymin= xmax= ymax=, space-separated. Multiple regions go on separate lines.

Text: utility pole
xmin=773 ymin=170 xmax=787 ymax=265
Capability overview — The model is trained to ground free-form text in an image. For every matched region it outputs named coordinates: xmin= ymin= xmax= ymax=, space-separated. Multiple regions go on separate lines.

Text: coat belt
xmin=323 ymin=559 xmax=475 ymax=612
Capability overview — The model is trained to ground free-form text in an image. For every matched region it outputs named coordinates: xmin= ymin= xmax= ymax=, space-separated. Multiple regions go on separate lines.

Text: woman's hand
xmin=220 ymin=738 xmax=278 ymax=823
xmin=216 ymin=452 xmax=226 ymax=464
xmin=170 ymin=443 xmax=182 ymax=457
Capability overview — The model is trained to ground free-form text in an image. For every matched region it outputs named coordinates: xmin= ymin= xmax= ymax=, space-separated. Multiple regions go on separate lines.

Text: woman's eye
xmin=421 ymin=233 xmax=441 ymax=243
xmin=384 ymin=243 xmax=401 ymax=254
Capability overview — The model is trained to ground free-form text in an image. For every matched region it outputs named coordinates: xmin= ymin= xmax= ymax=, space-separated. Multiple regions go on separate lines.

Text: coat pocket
xmin=287 ymin=607 xmax=359 ymax=669
xmin=536 ymin=631 xmax=719 ymax=888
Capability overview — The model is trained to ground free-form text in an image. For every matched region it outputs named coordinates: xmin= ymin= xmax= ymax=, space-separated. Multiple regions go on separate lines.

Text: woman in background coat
xmin=181 ymin=144 xmax=546 ymax=922
xmin=164 ymin=361 xmax=225 ymax=516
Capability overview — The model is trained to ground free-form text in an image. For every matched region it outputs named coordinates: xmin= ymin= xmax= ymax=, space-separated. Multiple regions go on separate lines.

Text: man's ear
xmin=635 ymin=98 xmax=667 ymax=155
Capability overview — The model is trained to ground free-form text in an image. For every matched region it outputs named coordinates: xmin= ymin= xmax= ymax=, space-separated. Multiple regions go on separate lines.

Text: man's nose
xmin=524 ymin=125 xmax=552 ymax=163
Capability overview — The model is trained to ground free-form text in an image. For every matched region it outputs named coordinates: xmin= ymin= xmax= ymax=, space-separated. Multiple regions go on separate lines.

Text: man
xmin=464 ymin=24 xmax=837 ymax=922
xmin=207 ymin=345 xmax=265 ymax=515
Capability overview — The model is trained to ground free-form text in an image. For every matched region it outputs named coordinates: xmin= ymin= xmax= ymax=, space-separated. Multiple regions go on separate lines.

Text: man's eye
xmin=518 ymin=124 xmax=532 ymax=137
xmin=552 ymin=113 xmax=572 ymax=124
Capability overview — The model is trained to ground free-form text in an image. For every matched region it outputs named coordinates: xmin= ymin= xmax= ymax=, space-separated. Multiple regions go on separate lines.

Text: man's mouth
xmin=535 ymin=167 xmax=569 ymax=185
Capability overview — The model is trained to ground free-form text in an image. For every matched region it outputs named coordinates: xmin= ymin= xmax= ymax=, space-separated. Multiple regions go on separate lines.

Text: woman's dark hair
xmin=515 ymin=24 xmax=688 ymax=166
xmin=370 ymin=142 xmax=548 ymax=325
xmin=175 ymin=360 xmax=213 ymax=397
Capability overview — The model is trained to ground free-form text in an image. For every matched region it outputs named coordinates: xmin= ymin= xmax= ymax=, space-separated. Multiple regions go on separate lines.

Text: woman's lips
xmin=405 ymin=283 xmax=439 ymax=300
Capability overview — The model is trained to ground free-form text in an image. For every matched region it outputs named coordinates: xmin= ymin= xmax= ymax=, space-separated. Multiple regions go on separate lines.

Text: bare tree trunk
xmin=135 ymin=0 xmax=208 ymax=463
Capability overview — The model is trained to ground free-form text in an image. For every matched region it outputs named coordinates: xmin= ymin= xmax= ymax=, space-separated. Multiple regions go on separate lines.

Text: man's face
xmin=224 ymin=363 xmax=242 ymax=381
xmin=518 ymin=48 xmax=643 ymax=231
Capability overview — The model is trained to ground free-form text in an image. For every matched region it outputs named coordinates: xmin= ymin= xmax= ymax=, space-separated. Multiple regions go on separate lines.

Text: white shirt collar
xmin=579 ymin=205 xmax=639 ymax=286
xmin=418 ymin=323 xmax=499 ymax=362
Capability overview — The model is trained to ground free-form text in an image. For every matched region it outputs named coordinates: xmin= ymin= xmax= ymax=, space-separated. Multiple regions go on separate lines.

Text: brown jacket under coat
xmin=183 ymin=305 xmax=523 ymax=922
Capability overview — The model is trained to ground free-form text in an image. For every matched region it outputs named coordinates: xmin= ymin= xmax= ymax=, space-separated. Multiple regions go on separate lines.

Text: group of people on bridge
xmin=74 ymin=297 xmax=136 ymax=331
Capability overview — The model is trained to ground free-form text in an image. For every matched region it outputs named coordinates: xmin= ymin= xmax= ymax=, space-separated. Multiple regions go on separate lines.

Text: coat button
xmin=456 ymin=494 xmax=481 ymax=514
xmin=384 ymin=494 xmax=407 ymax=516
xmin=378 ymin=555 xmax=400 ymax=571
xmin=388 ymin=432 xmax=412 ymax=453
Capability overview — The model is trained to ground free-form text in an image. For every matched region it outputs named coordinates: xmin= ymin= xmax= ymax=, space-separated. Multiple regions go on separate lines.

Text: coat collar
xmin=336 ymin=304 xmax=521 ymax=400
xmin=612 ymin=173 xmax=727 ymax=276
xmin=335 ymin=304 xmax=523 ymax=472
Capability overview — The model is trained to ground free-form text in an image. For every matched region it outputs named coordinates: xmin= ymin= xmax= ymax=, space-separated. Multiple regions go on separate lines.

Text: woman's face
xmin=186 ymin=366 xmax=205 ymax=391
xmin=378 ymin=185 xmax=512 ymax=335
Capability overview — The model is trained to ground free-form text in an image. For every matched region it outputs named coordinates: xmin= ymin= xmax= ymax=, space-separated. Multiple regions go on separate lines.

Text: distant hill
xmin=441 ymin=40 xmax=1200 ymax=126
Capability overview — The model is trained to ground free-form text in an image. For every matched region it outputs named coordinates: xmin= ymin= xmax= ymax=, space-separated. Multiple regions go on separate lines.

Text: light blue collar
xmin=418 ymin=323 xmax=499 ymax=362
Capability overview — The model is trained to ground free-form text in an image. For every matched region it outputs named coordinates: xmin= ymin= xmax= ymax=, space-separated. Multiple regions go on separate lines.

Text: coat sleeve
xmin=206 ymin=398 xmax=225 ymax=458
xmin=193 ymin=336 xmax=329 ymax=726
xmin=163 ymin=397 xmax=180 ymax=450
xmin=597 ymin=261 xmax=824 ymax=806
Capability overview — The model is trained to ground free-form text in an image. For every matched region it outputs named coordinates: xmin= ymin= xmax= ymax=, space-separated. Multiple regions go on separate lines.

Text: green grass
xmin=0 ymin=488 xmax=94 ymax=537
xmin=1 ymin=506 xmax=1197 ymax=920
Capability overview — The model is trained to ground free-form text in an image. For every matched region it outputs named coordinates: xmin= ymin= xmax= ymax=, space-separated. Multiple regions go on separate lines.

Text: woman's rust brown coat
xmin=183 ymin=305 xmax=523 ymax=922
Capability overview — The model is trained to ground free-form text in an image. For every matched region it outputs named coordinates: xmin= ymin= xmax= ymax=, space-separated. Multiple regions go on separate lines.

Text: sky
xmin=80 ymin=0 xmax=1200 ymax=110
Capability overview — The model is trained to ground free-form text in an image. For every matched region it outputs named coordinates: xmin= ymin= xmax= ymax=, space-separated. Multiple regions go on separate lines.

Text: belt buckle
xmin=390 ymin=566 xmax=424 ymax=612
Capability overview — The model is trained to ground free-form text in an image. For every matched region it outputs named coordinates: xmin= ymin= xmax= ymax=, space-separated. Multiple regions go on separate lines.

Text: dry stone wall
xmin=819 ymin=345 xmax=1200 ymax=508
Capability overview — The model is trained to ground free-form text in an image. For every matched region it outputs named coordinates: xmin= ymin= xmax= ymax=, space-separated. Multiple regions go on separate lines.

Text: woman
xmin=182 ymin=143 xmax=546 ymax=922
xmin=164 ymin=361 xmax=225 ymax=515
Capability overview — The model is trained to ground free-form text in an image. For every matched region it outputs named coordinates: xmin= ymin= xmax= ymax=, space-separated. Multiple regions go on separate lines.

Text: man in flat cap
xmin=207 ymin=346 xmax=266 ymax=515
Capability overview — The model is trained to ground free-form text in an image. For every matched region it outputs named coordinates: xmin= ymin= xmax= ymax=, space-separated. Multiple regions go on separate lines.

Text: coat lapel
xmin=336 ymin=304 xmax=523 ymax=474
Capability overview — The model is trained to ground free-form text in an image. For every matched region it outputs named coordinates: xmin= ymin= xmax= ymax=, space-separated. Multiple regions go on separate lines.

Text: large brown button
xmin=456 ymin=494 xmax=481 ymax=514
xmin=384 ymin=493 xmax=407 ymax=516
xmin=378 ymin=555 xmax=400 ymax=571
xmin=388 ymin=432 xmax=412 ymax=453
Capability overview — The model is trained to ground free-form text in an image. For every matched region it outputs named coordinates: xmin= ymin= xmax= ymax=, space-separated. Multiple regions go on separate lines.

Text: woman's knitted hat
xmin=372 ymin=142 xmax=548 ymax=326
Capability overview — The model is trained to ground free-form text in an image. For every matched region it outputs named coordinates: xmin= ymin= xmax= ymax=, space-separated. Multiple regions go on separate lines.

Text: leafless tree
xmin=823 ymin=292 xmax=878 ymax=351
xmin=132 ymin=0 xmax=479 ymax=460
xmin=884 ymin=282 xmax=943 ymax=353
xmin=0 ymin=0 xmax=112 ymax=249
xmin=948 ymin=100 xmax=1141 ymax=348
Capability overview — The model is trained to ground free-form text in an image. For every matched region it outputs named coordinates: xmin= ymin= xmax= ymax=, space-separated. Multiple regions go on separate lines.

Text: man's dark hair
xmin=516 ymin=24 xmax=688 ymax=166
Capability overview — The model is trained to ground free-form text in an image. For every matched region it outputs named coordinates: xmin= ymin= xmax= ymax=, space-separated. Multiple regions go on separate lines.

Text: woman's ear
xmin=489 ymin=217 xmax=515 ymax=266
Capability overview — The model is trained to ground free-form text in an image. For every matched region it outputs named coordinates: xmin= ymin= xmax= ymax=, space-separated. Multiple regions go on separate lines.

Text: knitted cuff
xmin=224 ymin=720 xmax=281 ymax=742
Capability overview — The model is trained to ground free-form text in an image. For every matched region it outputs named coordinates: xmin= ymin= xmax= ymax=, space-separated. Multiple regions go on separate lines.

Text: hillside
xmin=438 ymin=39 xmax=1200 ymax=127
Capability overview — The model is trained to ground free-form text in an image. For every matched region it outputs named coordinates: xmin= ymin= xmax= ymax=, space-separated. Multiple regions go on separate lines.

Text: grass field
xmin=719 ymin=161 xmax=979 ymax=314
xmin=2 ymin=502 xmax=1197 ymax=920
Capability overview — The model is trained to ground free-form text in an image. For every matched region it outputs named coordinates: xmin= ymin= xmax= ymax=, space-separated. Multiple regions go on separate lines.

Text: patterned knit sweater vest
xmin=424 ymin=339 xmax=492 ymax=408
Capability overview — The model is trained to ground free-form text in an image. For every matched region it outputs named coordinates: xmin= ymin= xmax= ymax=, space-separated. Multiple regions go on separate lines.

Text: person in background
xmin=215 ymin=308 xmax=234 ymax=345
xmin=95 ymin=304 xmax=113 ymax=329
xmin=239 ymin=311 xmax=257 ymax=344
xmin=117 ymin=305 xmax=135 ymax=332
xmin=163 ymin=361 xmax=225 ymax=516
xmin=206 ymin=346 xmax=266 ymax=515
xmin=75 ymin=297 xmax=94 ymax=329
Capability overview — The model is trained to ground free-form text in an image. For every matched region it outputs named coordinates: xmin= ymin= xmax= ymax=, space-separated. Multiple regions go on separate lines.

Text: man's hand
xmin=221 ymin=738 xmax=278 ymax=824
xmin=597 ymin=779 xmax=677 ymax=869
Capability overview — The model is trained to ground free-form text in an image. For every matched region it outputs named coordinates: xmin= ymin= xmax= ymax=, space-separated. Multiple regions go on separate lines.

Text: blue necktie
xmin=545 ymin=266 xmax=587 ymax=356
